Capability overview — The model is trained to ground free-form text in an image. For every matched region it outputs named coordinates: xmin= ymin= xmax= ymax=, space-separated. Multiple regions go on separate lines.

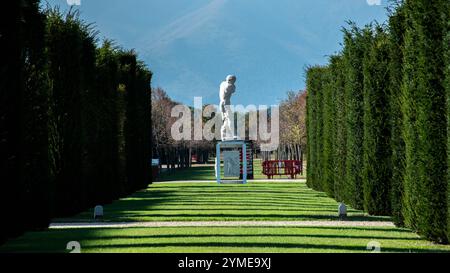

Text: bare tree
xmin=279 ymin=90 xmax=307 ymax=149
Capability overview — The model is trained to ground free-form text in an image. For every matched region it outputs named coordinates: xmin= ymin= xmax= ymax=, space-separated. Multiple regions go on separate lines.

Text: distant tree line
xmin=279 ymin=91 xmax=307 ymax=151
xmin=259 ymin=91 xmax=306 ymax=162
xmin=151 ymin=87 xmax=214 ymax=170
xmin=0 ymin=1 xmax=152 ymax=244
xmin=306 ymin=0 xmax=450 ymax=243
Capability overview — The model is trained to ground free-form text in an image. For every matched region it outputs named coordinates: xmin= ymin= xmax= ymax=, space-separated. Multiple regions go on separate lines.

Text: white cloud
xmin=142 ymin=0 xmax=227 ymax=54
xmin=66 ymin=0 xmax=81 ymax=6
xmin=366 ymin=0 xmax=381 ymax=6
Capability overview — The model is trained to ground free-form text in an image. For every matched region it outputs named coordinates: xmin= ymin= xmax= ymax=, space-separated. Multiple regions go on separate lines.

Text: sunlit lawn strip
xmin=2 ymin=226 xmax=450 ymax=253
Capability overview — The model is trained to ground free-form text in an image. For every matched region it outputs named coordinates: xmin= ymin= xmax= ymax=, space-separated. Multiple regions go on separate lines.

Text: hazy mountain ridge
xmin=45 ymin=0 xmax=388 ymax=106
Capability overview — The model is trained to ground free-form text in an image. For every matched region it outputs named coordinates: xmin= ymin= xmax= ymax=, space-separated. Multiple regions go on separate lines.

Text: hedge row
xmin=306 ymin=0 xmax=450 ymax=243
xmin=401 ymin=0 xmax=448 ymax=242
xmin=0 ymin=2 xmax=152 ymax=244
xmin=446 ymin=4 xmax=450 ymax=242
xmin=1 ymin=0 xmax=51 ymax=242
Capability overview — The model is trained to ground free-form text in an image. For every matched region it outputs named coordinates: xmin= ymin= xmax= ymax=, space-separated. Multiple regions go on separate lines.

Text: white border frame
xmin=216 ymin=141 xmax=247 ymax=184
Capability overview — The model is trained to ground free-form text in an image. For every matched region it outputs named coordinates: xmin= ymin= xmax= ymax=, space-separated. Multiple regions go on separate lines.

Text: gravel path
xmin=49 ymin=220 xmax=395 ymax=229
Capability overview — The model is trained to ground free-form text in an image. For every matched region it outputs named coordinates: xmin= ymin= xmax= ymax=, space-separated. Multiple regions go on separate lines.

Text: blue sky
xmin=44 ymin=0 xmax=389 ymax=106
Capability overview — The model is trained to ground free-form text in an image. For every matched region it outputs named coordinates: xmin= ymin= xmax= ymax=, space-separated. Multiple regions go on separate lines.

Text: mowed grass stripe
xmin=2 ymin=226 xmax=450 ymax=253
xmin=3 ymin=182 xmax=449 ymax=253
xmin=61 ymin=182 xmax=381 ymax=222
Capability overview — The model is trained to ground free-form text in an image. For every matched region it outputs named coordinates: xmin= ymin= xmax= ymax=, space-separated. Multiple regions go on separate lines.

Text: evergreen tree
xmin=342 ymin=24 xmax=372 ymax=209
xmin=330 ymin=55 xmax=347 ymax=202
xmin=401 ymin=0 xmax=448 ymax=243
xmin=388 ymin=3 xmax=406 ymax=226
xmin=362 ymin=26 xmax=392 ymax=215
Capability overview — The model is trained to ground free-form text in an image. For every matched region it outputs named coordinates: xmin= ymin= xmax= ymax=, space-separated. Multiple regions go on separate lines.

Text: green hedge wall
xmin=46 ymin=9 xmax=92 ymax=215
xmin=306 ymin=66 xmax=327 ymax=191
xmin=1 ymin=0 xmax=52 ymax=243
xmin=306 ymin=68 xmax=316 ymax=189
xmin=330 ymin=56 xmax=347 ymax=202
xmin=446 ymin=1 xmax=450 ymax=241
xmin=1 ymin=5 xmax=153 ymax=244
xmin=401 ymin=0 xmax=448 ymax=243
xmin=322 ymin=55 xmax=346 ymax=199
xmin=388 ymin=3 xmax=406 ymax=226
xmin=342 ymin=25 xmax=371 ymax=210
xmin=118 ymin=53 xmax=153 ymax=194
xmin=87 ymin=42 xmax=122 ymax=204
xmin=306 ymin=1 xmax=449 ymax=243
xmin=362 ymin=26 xmax=392 ymax=215
xmin=322 ymin=65 xmax=335 ymax=197
xmin=1 ymin=0 xmax=53 ymax=243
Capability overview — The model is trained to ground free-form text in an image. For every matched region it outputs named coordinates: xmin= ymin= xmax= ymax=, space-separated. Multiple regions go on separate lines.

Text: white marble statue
xmin=220 ymin=75 xmax=236 ymax=141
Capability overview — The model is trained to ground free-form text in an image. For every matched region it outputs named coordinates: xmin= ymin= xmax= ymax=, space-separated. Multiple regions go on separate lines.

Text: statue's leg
xmin=225 ymin=107 xmax=233 ymax=138
xmin=221 ymin=121 xmax=226 ymax=140
xmin=221 ymin=112 xmax=227 ymax=141
xmin=222 ymin=118 xmax=231 ymax=140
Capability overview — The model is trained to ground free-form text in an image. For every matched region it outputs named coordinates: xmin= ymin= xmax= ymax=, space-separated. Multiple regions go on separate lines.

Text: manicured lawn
xmin=2 ymin=181 xmax=450 ymax=253
xmin=2 ymin=226 xmax=450 ymax=253
xmin=54 ymin=182 xmax=379 ymax=222
xmin=157 ymin=159 xmax=306 ymax=181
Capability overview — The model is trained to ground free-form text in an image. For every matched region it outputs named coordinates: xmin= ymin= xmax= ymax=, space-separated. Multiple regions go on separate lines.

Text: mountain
xmin=46 ymin=0 xmax=389 ymax=106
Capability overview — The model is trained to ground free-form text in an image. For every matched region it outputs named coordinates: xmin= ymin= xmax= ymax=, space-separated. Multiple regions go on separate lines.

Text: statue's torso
xmin=220 ymin=81 xmax=235 ymax=105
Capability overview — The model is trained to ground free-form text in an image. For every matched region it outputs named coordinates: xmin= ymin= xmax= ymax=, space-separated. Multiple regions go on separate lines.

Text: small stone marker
xmin=338 ymin=203 xmax=347 ymax=220
xmin=94 ymin=205 xmax=103 ymax=221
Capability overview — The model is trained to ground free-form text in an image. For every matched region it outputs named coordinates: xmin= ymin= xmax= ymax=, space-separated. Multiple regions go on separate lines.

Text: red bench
xmin=262 ymin=160 xmax=302 ymax=179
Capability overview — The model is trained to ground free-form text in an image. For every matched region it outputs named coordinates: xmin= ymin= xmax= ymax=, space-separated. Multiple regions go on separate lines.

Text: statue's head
xmin=226 ymin=75 xmax=236 ymax=84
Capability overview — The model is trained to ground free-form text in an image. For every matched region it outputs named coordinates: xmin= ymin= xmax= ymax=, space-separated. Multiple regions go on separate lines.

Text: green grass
xmin=2 ymin=226 xmax=450 ymax=253
xmin=2 ymin=181 xmax=450 ymax=253
xmin=54 ymin=182 xmax=380 ymax=222
xmin=158 ymin=159 xmax=306 ymax=181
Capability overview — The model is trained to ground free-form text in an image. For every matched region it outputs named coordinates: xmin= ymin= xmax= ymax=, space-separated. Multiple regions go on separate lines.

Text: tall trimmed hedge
xmin=362 ymin=26 xmax=392 ymax=215
xmin=306 ymin=1 xmax=450 ymax=243
xmin=135 ymin=62 xmax=153 ymax=190
xmin=0 ymin=0 xmax=52 ymax=244
xmin=1 ymin=4 xmax=153 ymax=244
xmin=46 ymin=9 xmax=94 ymax=215
xmin=329 ymin=56 xmax=347 ymax=202
xmin=401 ymin=0 xmax=448 ymax=243
xmin=322 ymin=66 xmax=335 ymax=197
xmin=306 ymin=68 xmax=316 ymax=189
xmin=342 ymin=25 xmax=371 ymax=210
xmin=84 ymin=41 xmax=121 ymax=205
xmin=306 ymin=66 xmax=327 ymax=191
xmin=118 ymin=53 xmax=153 ymax=194
xmin=388 ymin=3 xmax=406 ymax=226
xmin=322 ymin=55 xmax=346 ymax=199
xmin=446 ymin=1 xmax=450 ymax=241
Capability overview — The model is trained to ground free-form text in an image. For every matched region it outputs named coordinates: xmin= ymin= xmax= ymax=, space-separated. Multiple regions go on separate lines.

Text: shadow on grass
xmin=56 ymin=182 xmax=392 ymax=223
xmin=81 ymin=241 xmax=450 ymax=253
xmin=109 ymin=213 xmax=389 ymax=222
xmin=106 ymin=208 xmax=341 ymax=213
xmin=125 ymin=189 xmax=343 ymax=203
xmin=53 ymin=189 xmax=176 ymax=222
xmin=114 ymin=198 xmax=338 ymax=206
xmin=130 ymin=196 xmax=336 ymax=205
xmin=141 ymin=189 xmax=316 ymax=195
xmin=87 ymin=232 xmax=421 ymax=241
xmin=2 ymin=225 xmax=444 ymax=253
